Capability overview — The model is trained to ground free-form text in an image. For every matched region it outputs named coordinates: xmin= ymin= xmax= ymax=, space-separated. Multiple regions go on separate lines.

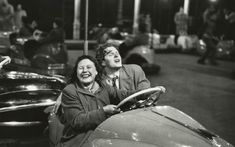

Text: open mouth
xmin=81 ymin=73 xmax=91 ymax=79
xmin=114 ymin=59 xmax=121 ymax=63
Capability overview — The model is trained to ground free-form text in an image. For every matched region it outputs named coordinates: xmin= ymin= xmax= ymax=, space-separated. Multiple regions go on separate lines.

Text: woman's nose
xmin=82 ymin=67 xmax=88 ymax=72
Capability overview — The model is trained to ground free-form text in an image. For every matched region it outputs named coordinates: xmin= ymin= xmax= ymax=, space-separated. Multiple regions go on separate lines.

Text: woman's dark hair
xmin=95 ymin=43 xmax=119 ymax=67
xmin=67 ymin=55 xmax=102 ymax=85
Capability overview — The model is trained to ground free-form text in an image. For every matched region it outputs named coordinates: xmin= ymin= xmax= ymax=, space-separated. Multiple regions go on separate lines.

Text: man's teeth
xmin=115 ymin=59 xmax=120 ymax=62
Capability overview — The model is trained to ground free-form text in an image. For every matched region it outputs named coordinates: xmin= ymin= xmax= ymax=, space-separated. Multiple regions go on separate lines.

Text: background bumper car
xmin=197 ymin=39 xmax=235 ymax=61
xmin=0 ymin=58 xmax=66 ymax=146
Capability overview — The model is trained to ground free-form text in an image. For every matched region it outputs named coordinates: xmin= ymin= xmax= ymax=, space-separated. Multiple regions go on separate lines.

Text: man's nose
xmin=114 ymin=53 xmax=119 ymax=57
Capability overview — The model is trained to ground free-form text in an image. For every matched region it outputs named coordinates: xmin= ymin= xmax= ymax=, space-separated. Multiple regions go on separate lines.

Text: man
xmin=197 ymin=4 xmax=220 ymax=65
xmin=96 ymin=43 xmax=151 ymax=91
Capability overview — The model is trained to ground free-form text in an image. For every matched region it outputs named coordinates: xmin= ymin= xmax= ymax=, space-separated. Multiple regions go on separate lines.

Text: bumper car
xmin=5 ymin=33 xmax=70 ymax=76
xmin=197 ymin=38 xmax=235 ymax=61
xmin=121 ymin=44 xmax=160 ymax=74
xmin=0 ymin=57 xmax=66 ymax=146
xmin=49 ymin=87 xmax=233 ymax=147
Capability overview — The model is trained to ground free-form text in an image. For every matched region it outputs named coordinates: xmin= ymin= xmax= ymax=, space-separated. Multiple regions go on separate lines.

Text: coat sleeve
xmin=132 ymin=64 xmax=151 ymax=90
xmin=61 ymin=87 xmax=107 ymax=132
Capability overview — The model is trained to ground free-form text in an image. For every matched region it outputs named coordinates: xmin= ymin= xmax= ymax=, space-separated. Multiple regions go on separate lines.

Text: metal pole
xmin=133 ymin=0 xmax=141 ymax=34
xmin=116 ymin=0 xmax=123 ymax=25
xmin=73 ymin=0 xmax=81 ymax=39
xmin=84 ymin=0 xmax=89 ymax=55
xmin=184 ymin=0 xmax=190 ymax=15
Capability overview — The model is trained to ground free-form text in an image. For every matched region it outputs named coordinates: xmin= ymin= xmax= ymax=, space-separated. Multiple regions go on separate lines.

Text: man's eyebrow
xmin=104 ymin=50 xmax=112 ymax=55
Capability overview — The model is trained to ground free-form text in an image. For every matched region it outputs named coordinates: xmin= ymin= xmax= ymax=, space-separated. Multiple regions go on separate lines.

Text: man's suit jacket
xmin=103 ymin=64 xmax=151 ymax=91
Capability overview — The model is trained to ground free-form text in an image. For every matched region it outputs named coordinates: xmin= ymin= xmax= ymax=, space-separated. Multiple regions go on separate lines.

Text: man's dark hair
xmin=68 ymin=55 xmax=102 ymax=85
xmin=95 ymin=43 xmax=119 ymax=67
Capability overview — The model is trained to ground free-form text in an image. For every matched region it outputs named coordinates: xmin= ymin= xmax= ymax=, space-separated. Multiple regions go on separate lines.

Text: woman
xmin=60 ymin=55 xmax=134 ymax=147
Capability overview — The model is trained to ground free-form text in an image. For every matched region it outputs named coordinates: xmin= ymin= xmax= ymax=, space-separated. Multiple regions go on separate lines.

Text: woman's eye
xmin=87 ymin=66 xmax=92 ymax=69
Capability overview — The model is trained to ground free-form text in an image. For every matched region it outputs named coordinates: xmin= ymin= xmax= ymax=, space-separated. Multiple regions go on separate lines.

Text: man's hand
xmin=103 ymin=105 xmax=120 ymax=115
xmin=155 ymin=86 xmax=166 ymax=93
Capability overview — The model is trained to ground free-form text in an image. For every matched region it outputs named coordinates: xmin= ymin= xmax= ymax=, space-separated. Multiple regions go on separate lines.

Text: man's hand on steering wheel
xmin=117 ymin=86 xmax=166 ymax=111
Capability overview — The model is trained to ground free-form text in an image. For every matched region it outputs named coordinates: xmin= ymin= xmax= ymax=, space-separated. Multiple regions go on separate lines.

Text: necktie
xmin=112 ymin=76 xmax=118 ymax=88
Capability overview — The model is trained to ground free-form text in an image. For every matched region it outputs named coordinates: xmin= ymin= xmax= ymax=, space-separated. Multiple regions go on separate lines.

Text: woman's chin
xmin=81 ymin=81 xmax=93 ymax=87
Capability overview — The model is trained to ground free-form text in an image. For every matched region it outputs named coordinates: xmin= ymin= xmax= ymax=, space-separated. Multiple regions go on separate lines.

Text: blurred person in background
xmin=174 ymin=7 xmax=189 ymax=36
xmin=0 ymin=0 xmax=14 ymax=31
xmin=19 ymin=16 xmax=38 ymax=38
xmin=14 ymin=4 xmax=27 ymax=30
xmin=224 ymin=8 xmax=235 ymax=41
xmin=38 ymin=17 xmax=65 ymax=45
xmin=18 ymin=16 xmax=39 ymax=59
xmin=197 ymin=3 xmax=220 ymax=65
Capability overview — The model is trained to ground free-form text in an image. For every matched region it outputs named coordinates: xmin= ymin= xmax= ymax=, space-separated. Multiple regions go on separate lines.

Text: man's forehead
xmin=104 ymin=46 xmax=118 ymax=55
xmin=104 ymin=46 xmax=117 ymax=52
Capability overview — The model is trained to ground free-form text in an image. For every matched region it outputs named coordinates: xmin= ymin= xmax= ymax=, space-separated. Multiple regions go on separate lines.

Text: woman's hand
xmin=103 ymin=105 xmax=120 ymax=115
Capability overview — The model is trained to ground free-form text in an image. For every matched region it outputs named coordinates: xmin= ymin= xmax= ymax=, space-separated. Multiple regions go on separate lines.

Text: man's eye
xmin=108 ymin=53 xmax=115 ymax=56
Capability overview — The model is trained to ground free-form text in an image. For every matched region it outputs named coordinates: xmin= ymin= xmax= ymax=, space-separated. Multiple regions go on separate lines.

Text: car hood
xmin=91 ymin=106 xmax=233 ymax=147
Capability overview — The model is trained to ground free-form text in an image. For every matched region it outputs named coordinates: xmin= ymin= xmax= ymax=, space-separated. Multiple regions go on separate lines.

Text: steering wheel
xmin=117 ymin=86 xmax=166 ymax=111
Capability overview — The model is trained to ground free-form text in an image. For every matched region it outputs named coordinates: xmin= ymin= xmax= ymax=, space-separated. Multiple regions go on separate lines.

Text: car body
xmin=89 ymin=106 xmax=232 ymax=147
xmin=49 ymin=87 xmax=233 ymax=147
xmin=0 ymin=68 xmax=66 ymax=145
xmin=197 ymin=39 xmax=235 ymax=60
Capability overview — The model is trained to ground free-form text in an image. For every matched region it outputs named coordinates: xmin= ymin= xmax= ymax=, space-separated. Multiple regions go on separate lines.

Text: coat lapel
xmin=119 ymin=67 xmax=133 ymax=90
